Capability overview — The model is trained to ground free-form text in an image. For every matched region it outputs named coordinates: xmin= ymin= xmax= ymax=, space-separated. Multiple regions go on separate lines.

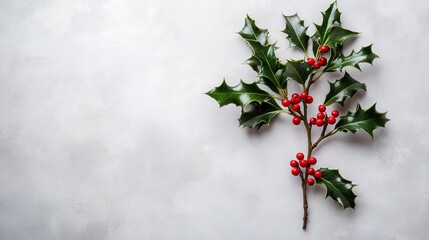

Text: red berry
xmin=300 ymin=92 xmax=308 ymax=99
xmin=292 ymin=117 xmax=301 ymax=125
xmin=316 ymin=119 xmax=324 ymax=127
xmin=306 ymin=96 xmax=313 ymax=104
xmin=320 ymin=45 xmax=330 ymax=53
xmin=307 ymin=58 xmax=316 ymax=66
xmin=314 ymin=170 xmax=322 ymax=179
xmin=291 ymin=167 xmax=301 ymax=176
xmin=308 ymin=157 xmax=317 ymax=165
xmin=281 ymin=98 xmax=291 ymax=107
xmin=327 ymin=116 xmax=336 ymax=125
xmin=292 ymin=104 xmax=300 ymax=111
xmin=318 ymin=105 xmax=326 ymax=112
xmin=313 ymin=62 xmax=320 ymax=69
xmin=296 ymin=152 xmax=305 ymax=160
xmin=307 ymin=178 xmax=315 ymax=186
xmin=307 ymin=168 xmax=315 ymax=175
xmin=331 ymin=110 xmax=339 ymax=117
xmin=291 ymin=94 xmax=301 ymax=104
xmin=299 ymin=160 xmax=308 ymax=168
xmin=317 ymin=112 xmax=325 ymax=119
xmin=309 ymin=117 xmax=317 ymax=125
xmin=319 ymin=57 xmax=327 ymax=66
xmin=290 ymin=160 xmax=299 ymax=167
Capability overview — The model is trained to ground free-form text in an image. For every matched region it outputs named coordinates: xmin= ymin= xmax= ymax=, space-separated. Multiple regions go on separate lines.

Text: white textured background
xmin=0 ymin=0 xmax=428 ymax=239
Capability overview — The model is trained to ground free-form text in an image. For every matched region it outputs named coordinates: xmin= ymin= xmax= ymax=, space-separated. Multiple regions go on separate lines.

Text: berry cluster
xmin=281 ymin=92 xmax=314 ymax=125
xmin=309 ymin=105 xmax=339 ymax=127
xmin=307 ymin=45 xmax=330 ymax=69
xmin=290 ymin=152 xmax=322 ymax=186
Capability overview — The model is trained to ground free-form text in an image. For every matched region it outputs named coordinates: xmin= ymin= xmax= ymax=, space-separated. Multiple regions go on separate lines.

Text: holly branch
xmin=206 ymin=1 xmax=389 ymax=230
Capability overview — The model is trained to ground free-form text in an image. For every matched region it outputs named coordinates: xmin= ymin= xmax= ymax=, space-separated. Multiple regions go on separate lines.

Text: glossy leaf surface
xmin=239 ymin=15 xmax=287 ymax=93
xmin=284 ymin=60 xmax=313 ymax=85
xmin=316 ymin=168 xmax=357 ymax=209
xmin=206 ymin=80 xmax=282 ymax=129
xmin=324 ymin=72 xmax=366 ymax=106
xmin=283 ymin=14 xmax=309 ymax=52
xmin=238 ymin=99 xmax=282 ymax=129
xmin=312 ymin=1 xmax=357 ymax=52
xmin=206 ymin=80 xmax=272 ymax=108
xmin=313 ymin=1 xmax=341 ymax=51
xmin=324 ymin=26 xmax=358 ymax=47
xmin=325 ymin=45 xmax=379 ymax=72
xmin=335 ymin=104 xmax=389 ymax=137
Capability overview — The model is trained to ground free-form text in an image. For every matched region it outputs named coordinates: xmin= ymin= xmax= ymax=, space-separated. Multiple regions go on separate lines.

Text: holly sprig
xmin=206 ymin=1 xmax=389 ymax=230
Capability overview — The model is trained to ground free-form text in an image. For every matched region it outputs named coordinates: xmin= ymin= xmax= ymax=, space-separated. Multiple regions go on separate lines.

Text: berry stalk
xmin=301 ymin=90 xmax=312 ymax=230
xmin=301 ymin=106 xmax=338 ymax=229
xmin=288 ymin=70 xmax=339 ymax=229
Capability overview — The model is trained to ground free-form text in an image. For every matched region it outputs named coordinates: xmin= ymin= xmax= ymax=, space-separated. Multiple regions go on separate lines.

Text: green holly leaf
xmin=206 ymin=80 xmax=272 ymax=108
xmin=335 ymin=104 xmax=389 ymax=137
xmin=238 ymin=15 xmax=269 ymax=45
xmin=246 ymin=44 xmax=286 ymax=88
xmin=256 ymin=77 xmax=280 ymax=93
xmin=283 ymin=14 xmax=309 ymax=52
xmin=238 ymin=99 xmax=282 ymax=129
xmin=313 ymin=1 xmax=341 ymax=52
xmin=238 ymin=15 xmax=287 ymax=93
xmin=312 ymin=38 xmax=321 ymax=59
xmin=316 ymin=1 xmax=341 ymax=38
xmin=325 ymin=45 xmax=379 ymax=72
xmin=312 ymin=1 xmax=357 ymax=51
xmin=284 ymin=60 xmax=313 ymax=85
xmin=324 ymin=72 xmax=366 ymax=106
xmin=324 ymin=26 xmax=358 ymax=47
xmin=206 ymin=80 xmax=282 ymax=129
xmin=316 ymin=168 xmax=357 ymax=209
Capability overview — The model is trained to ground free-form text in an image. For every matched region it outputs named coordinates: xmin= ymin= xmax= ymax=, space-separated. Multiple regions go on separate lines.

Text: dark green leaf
xmin=325 ymin=45 xmax=379 ymax=72
xmin=238 ymin=15 xmax=269 ymax=45
xmin=238 ymin=15 xmax=287 ymax=93
xmin=251 ymin=44 xmax=286 ymax=87
xmin=335 ymin=104 xmax=389 ymax=137
xmin=324 ymin=72 xmax=366 ymax=106
xmin=312 ymin=38 xmax=321 ymax=59
xmin=312 ymin=1 xmax=357 ymax=53
xmin=283 ymin=14 xmax=309 ymax=52
xmin=238 ymin=99 xmax=282 ymax=129
xmin=313 ymin=1 xmax=341 ymax=52
xmin=257 ymin=77 xmax=280 ymax=93
xmin=206 ymin=80 xmax=272 ymax=108
xmin=284 ymin=60 xmax=313 ymax=85
xmin=316 ymin=168 xmax=357 ymax=209
xmin=324 ymin=26 xmax=358 ymax=47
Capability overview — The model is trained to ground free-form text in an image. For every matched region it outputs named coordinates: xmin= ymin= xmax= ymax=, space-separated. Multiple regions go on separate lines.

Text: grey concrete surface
xmin=0 ymin=0 xmax=428 ymax=239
